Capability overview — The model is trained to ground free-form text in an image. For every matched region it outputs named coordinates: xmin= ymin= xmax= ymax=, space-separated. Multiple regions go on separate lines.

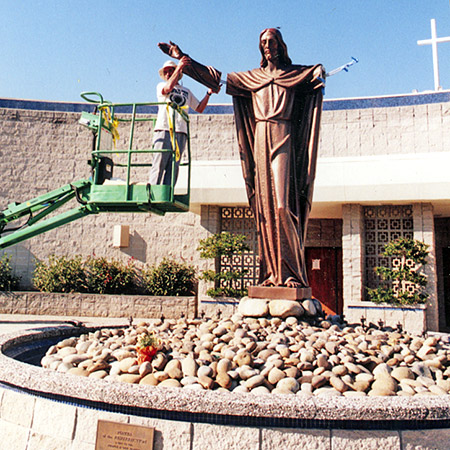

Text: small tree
xmin=366 ymin=237 xmax=429 ymax=305
xmin=197 ymin=232 xmax=250 ymax=298
xmin=33 ymin=255 xmax=87 ymax=293
xmin=0 ymin=254 xmax=20 ymax=291
xmin=141 ymin=258 xmax=196 ymax=296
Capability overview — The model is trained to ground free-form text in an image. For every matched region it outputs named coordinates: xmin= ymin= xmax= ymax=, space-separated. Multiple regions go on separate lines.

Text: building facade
xmin=1 ymin=91 xmax=450 ymax=331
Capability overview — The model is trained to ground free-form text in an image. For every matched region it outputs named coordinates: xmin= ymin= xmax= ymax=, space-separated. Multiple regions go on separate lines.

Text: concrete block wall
xmin=0 ymin=292 xmax=197 ymax=319
xmin=319 ymin=99 xmax=450 ymax=158
xmin=342 ymin=204 xmax=364 ymax=308
xmin=1 ymin=387 xmax=450 ymax=449
xmin=1 ymin=93 xmax=450 ymax=305
xmin=413 ymin=203 xmax=439 ymax=331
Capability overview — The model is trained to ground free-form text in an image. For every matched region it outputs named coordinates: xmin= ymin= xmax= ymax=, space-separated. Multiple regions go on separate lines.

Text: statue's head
xmin=259 ymin=28 xmax=292 ymax=68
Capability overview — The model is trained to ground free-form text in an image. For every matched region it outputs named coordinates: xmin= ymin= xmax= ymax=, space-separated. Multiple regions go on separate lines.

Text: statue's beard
xmin=265 ymin=53 xmax=279 ymax=62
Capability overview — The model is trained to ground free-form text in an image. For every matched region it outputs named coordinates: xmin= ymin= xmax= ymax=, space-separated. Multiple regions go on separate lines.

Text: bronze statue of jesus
xmin=159 ymin=29 xmax=324 ymax=288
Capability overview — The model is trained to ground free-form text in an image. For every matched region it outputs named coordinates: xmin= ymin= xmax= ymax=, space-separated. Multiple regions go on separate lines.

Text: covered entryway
xmin=218 ymin=207 xmax=343 ymax=313
xmin=306 ymin=247 xmax=343 ymax=316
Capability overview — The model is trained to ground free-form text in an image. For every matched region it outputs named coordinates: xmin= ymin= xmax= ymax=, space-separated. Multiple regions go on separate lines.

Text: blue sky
xmin=2 ymin=1 xmax=450 ymax=104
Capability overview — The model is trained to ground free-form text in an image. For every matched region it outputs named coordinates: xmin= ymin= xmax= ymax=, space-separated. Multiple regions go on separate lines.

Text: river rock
xmin=268 ymin=367 xmax=286 ymax=385
xmin=181 ymin=357 xmax=198 ymax=377
xmin=277 ymin=377 xmax=299 ymax=393
xmin=302 ymin=299 xmax=317 ymax=316
xmin=43 ymin=313 xmax=450 ymax=399
xmin=329 ymin=376 xmax=348 ymax=393
xmin=370 ymin=374 xmax=398 ymax=396
xmin=238 ymin=298 xmax=269 ymax=317
xmin=165 ymin=360 xmax=183 ymax=379
xmin=140 ymin=374 xmax=158 ymax=385
xmin=119 ymin=357 xmax=137 ymax=373
xmin=159 ymin=379 xmax=181 ymax=388
xmin=269 ymin=300 xmax=304 ymax=319
xmin=245 ymin=375 xmax=265 ymax=390
xmin=391 ymin=367 xmax=414 ymax=382
xmin=235 ymin=351 xmax=253 ymax=367
xmin=216 ymin=372 xmax=232 ymax=389
xmin=118 ymin=374 xmax=141 ymax=384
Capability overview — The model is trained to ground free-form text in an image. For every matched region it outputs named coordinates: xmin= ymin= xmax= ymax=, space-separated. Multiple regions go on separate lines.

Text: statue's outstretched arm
xmin=157 ymin=41 xmax=222 ymax=93
xmin=158 ymin=41 xmax=186 ymax=60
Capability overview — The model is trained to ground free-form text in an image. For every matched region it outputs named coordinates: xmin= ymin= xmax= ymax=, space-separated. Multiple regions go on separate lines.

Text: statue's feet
xmin=285 ymin=279 xmax=305 ymax=288
xmin=261 ymin=279 xmax=275 ymax=287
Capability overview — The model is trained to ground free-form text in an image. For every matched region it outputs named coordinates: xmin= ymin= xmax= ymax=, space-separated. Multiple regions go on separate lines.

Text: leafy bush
xmin=86 ymin=257 xmax=136 ymax=294
xmin=141 ymin=258 xmax=196 ymax=296
xmin=366 ymin=237 xmax=429 ymax=305
xmin=33 ymin=255 xmax=87 ymax=293
xmin=32 ymin=255 xmax=194 ymax=296
xmin=197 ymin=232 xmax=250 ymax=298
xmin=0 ymin=254 xmax=20 ymax=291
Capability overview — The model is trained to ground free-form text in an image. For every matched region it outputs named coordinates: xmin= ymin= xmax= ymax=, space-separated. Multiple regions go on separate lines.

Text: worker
xmin=149 ymin=58 xmax=218 ymax=185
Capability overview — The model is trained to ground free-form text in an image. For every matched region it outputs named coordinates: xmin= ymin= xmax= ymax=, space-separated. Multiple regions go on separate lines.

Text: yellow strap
xmin=101 ymin=107 xmax=120 ymax=148
xmin=166 ymin=103 xmax=181 ymax=162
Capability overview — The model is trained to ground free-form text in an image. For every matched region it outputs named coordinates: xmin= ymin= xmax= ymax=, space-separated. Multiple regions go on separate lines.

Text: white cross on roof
xmin=417 ymin=18 xmax=450 ymax=91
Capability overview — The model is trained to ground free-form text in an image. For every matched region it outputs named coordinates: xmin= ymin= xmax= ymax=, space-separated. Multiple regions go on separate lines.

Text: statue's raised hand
xmin=158 ymin=41 xmax=185 ymax=60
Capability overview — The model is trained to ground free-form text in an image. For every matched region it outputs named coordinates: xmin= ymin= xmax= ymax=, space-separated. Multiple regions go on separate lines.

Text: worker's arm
xmin=195 ymin=89 xmax=214 ymax=113
xmin=161 ymin=58 xmax=188 ymax=95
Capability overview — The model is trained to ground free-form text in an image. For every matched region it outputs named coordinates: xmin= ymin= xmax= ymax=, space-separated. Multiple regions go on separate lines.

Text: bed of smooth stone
xmin=1 ymin=325 xmax=450 ymax=423
xmin=39 ymin=314 xmax=450 ymax=399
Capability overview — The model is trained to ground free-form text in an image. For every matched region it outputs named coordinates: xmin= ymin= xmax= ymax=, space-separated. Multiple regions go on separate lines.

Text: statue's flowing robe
xmin=226 ymin=66 xmax=324 ymax=287
xmin=179 ymin=58 xmax=324 ymax=287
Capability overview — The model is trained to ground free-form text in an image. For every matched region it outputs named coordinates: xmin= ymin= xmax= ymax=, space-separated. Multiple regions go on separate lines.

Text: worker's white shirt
xmin=154 ymin=82 xmax=200 ymax=134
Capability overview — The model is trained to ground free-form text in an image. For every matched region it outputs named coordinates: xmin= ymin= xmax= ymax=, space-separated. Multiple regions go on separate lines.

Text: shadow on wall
xmin=121 ymin=231 xmax=147 ymax=263
xmin=0 ymin=245 xmax=38 ymax=290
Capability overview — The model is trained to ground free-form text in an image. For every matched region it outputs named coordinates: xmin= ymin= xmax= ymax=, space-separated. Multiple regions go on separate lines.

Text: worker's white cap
xmin=158 ymin=60 xmax=180 ymax=80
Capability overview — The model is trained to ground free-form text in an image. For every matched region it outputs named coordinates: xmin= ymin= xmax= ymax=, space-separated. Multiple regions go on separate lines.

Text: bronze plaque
xmin=96 ymin=420 xmax=154 ymax=450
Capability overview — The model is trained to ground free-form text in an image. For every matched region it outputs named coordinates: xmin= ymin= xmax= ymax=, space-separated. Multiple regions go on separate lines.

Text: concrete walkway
xmin=0 ymin=314 xmax=132 ymax=335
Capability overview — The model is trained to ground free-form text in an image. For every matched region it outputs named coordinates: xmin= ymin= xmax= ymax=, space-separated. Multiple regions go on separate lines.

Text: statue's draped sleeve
xmin=179 ymin=57 xmax=222 ymax=93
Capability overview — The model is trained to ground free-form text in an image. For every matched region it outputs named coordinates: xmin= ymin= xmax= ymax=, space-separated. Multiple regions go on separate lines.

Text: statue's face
xmin=260 ymin=31 xmax=279 ymax=63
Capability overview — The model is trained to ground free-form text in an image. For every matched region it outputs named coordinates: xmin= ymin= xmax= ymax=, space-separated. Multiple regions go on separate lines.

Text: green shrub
xmin=33 ymin=255 xmax=87 ymax=293
xmin=86 ymin=257 xmax=136 ymax=294
xmin=141 ymin=258 xmax=196 ymax=296
xmin=0 ymin=254 xmax=20 ymax=291
xmin=197 ymin=232 xmax=250 ymax=298
xmin=366 ymin=237 xmax=429 ymax=305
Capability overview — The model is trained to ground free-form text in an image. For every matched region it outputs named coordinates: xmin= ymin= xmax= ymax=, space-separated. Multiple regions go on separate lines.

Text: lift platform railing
xmin=0 ymin=92 xmax=192 ymax=249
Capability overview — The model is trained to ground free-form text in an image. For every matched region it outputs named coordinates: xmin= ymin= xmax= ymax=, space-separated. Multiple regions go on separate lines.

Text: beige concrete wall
xmin=1 ymin=387 xmax=449 ymax=450
xmin=1 ymin=95 xmax=449 ymax=307
xmin=342 ymin=204 xmax=364 ymax=309
xmin=319 ymin=101 xmax=450 ymax=158
xmin=413 ymin=203 xmax=439 ymax=331
xmin=0 ymin=291 xmax=197 ymax=319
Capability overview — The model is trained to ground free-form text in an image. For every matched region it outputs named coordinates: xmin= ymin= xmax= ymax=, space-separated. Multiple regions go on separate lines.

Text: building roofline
xmin=0 ymin=90 xmax=449 ymax=114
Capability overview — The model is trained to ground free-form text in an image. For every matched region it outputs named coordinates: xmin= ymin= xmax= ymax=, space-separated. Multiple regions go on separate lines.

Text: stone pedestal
xmin=248 ymin=286 xmax=312 ymax=300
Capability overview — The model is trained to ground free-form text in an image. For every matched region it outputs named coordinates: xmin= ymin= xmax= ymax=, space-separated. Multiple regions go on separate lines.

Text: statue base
xmin=248 ymin=286 xmax=312 ymax=301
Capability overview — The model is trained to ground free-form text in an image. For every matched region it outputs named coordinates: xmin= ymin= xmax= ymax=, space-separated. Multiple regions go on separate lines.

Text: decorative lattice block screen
xmin=220 ymin=207 xmax=259 ymax=289
xmin=364 ymin=205 xmax=413 ymax=291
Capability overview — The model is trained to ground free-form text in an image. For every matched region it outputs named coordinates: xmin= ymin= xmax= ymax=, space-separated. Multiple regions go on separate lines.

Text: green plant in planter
xmin=366 ymin=237 xmax=429 ymax=305
xmin=33 ymin=255 xmax=87 ymax=293
xmin=141 ymin=258 xmax=196 ymax=296
xmin=197 ymin=232 xmax=250 ymax=298
xmin=85 ymin=257 xmax=136 ymax=294
xmin=0 ymin=254 xmax=20 ymax=291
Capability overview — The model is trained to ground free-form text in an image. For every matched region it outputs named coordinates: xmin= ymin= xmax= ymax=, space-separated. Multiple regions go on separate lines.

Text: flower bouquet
xmin=136 ymin=332 xmax=160 ymax=364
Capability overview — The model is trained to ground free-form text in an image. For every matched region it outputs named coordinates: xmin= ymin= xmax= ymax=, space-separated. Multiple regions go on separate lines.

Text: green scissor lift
xmin=0 ymin=92 xmax=191 ymax=249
